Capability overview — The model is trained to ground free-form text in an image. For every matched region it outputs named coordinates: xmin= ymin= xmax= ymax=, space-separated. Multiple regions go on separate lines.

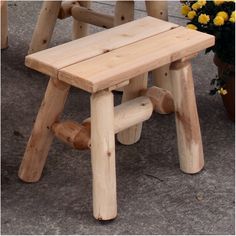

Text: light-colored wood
xmin=72 ymin=4 xmax=114 ymax=30
xmin=1 ymin=0 xmax=8 ymax=49
xmin=114 ymin=0 xmax=134 ymax=26
xmin=90 ymin=90 xmax=117 ymax=220
xmin=108 ymin=80 xmax=129 ymax=91
xmin=28 ymin=1 xmax=62 ymax=54
xmin=58 ymin=26 xmax=215 ymax=93
xmin=141 ymin=86 xmax=174 ymax=114
xmin=53 ymin=95 xmax=153 ymax=150
xmin=52 ymin=120 xmax=91 ymax=149
xmin=117 ymin=74 xmax=148 ymax=145
xmin=25 ymin=17 xmax=178 ymax=78
xmin=72 ymin=1 xmax=90 ymax=40
xmin=113 ymin=0 xmax=134 ymax=92
xmin=58 ymin=1 xmax=77 ymax=19
xmin=18 ymin=78 xmax=70 ymax=182
xmin=145 ymin=1 xmax=171 ymax=92
xmin=170 ymin=61 xmax=204 ymax=174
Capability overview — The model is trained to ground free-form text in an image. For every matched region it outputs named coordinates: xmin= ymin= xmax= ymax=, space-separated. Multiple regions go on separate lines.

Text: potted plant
xmin=180 ymin=0 xmax=235 ymax=121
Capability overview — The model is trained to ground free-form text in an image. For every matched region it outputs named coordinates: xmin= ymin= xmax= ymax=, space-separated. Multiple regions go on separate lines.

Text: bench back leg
xmin=91 ymin=90 xmax=117 ymax=220
xmin=145 ymin=1 xmax=172 ymax=93
xmin=117 ymin=73 xmax=148 ymax=145
xmin=170 ymin=61 xmax=204 ymax=174
xmin=18 ymin=78 xmax=70 ymax=182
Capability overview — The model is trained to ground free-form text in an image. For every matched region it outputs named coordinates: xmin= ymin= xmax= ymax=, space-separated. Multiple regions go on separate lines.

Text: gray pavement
xmin=1 ymin=1 xmax=235 ymax=235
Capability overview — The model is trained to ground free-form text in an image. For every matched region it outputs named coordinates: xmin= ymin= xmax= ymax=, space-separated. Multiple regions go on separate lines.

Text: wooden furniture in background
xmin=28 ymin=0 xmax=168 ymax=54
xmin=28 ymin=0 xmax=169 ymax=98
xmin=1 ymin=0 xmax=8 ymax=49
xmin=18 ymin=17 xmax=215 ymax=220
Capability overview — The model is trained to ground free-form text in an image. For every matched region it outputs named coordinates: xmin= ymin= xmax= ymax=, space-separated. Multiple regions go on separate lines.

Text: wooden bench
xmin=18 ymin=17 xmax=215 ymax=220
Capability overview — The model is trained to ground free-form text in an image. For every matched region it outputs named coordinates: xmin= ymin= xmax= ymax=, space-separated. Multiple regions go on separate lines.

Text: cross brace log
xmin=52 ymin=87 xmax=174 ymax=150
xmin=71 ymin=5 xmax=114 ymax=29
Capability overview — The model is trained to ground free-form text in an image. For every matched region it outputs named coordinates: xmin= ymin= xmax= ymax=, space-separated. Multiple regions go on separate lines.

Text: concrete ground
xmin=1 ymin=1 xmax=235 ymax=235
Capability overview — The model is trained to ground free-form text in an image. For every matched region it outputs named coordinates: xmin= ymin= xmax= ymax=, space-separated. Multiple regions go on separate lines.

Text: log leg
xmin=28 ymin=1 xmax=62 ymax=54
xmin=1 ymin=0 xmax=8 ymax=49
xmin=18 ymin=78 xmax=70 ymax=182
xmin=72 ymin=1 xmax=90 ymax=40
xmin=170 ymin=61 xmax=204 ymax=174
xmin=145 ymin=1 xmax=172 ymax=92
xmin=114 ymin=0 xmax=134 ymax=26
xmin=117 ymin=73 xmax=148 ymax=145
xmin=113 ymin=0 xmax=134 ymax=92
xmin=90 ymin=90 xmax=117 ymax=220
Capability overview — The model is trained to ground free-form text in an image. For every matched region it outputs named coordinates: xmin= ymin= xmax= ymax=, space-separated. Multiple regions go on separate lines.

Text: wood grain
xmin=25 ymin=17 xmax=178 ymax=77
xmin=58 ymin=26 xmax=215 ymax=92
xmin=170 ymin=61 xmax=204 ymax=174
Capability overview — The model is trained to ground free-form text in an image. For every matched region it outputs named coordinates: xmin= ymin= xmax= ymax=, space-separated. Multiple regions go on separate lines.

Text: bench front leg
xmin=90 ymin=90 xmax=117 ymax=220
xmin=18 ymin=78 xmax=70 ymax=182
xmin=170 ymin=61 xmax=204 ymax=174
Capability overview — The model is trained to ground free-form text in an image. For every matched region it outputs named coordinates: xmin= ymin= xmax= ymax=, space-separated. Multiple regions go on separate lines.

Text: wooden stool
xmin=19 ymin=17 xmax=215 ymax=220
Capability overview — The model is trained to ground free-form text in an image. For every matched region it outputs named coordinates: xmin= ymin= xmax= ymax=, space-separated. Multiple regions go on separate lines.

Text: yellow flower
xmin=198 ymin=14 xmax=210 ymax=24
xmin=198 ymin=0 xmax=207 ymax=6
xmin=214 ymin=16 xmax=225 ymax=26
xmin=218 ymin=88 xmax=228 ymax=95
xmin=187 ymin=10 xmax=197 ymax=20
xmin=181 ymin=4 xmax=191 ymax=16
xmin=217 ymin=11 xmax=229 ymax=21
xmin=213 ymin=0 xmax=225 ymax=5
xmin=229 ymin=11 xmax=235 ymax=23
xmin=186 ymin=24 xmax=198 ymax=30
xmin=192 ymin=2 xmax=202 ymax=11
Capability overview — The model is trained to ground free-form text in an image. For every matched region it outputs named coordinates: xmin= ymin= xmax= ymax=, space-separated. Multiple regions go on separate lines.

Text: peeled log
xmin=52 ymin=120 xmax=91 ymax=150
xmin=140 ymin=86 xmax=174 ymax=114
xmin=52 ymin=87 xmax=174 ymax=150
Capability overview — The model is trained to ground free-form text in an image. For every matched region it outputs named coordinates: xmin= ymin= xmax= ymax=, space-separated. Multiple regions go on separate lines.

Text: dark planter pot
xmin=213 ymin=54 xmax=235 ymax=122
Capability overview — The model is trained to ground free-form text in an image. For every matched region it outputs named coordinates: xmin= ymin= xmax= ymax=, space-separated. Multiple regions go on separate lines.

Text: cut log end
xmin=52 ymin=121 xmax=91 ymax=150
xmin=140 ymin=86 xmax=175 ymax=114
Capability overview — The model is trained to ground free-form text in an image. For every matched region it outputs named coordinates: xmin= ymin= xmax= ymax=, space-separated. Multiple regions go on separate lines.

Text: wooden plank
xmin=25 ymin=16 xmax=178 ymax=77
xmin=58 ymin=26 xmax=215 ymax=93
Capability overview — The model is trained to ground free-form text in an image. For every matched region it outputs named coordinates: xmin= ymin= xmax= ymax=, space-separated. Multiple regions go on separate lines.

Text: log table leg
xmin=117 ymin=73 xmax=148 ymax=145
xmin=28 ymin=1 xmax=62 ymax=54
xmin=170 ymin=61 xmax=204 ymax=174
xmin=145 ymin=1 xmax=172 ymax=93
xmin=90 ymin=90 xmax=117 ymax=220
xmin=72 ymin=1 xmax=90 ymax=40
xmin=114 ymin=0 xmax=134 ymax=26
xmin=1 ymin=0 xmax=8 ymax=49
xmin=18 ymin=78 xmax=70 ymax=182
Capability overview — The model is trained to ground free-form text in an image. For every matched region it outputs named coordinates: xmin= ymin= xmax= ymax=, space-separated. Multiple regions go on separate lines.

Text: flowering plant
xmin=181 ymin=0 xmax=235 ymax=65
xmin=181 ymin=0 xmax=235 ymax=96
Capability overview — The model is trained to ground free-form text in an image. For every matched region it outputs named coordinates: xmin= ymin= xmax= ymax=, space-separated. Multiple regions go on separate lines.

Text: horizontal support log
xmin=52 ymin=120 xmax=91 ymax=150
xmin=140 ymin=86 xmax=174 ymax=114
xmin=58 ymin=1 xmax=79 ymax=19
xmin=71 ymin=5 xmax=114 ymax=28
xmin=52 ymin=87 xmax=174 ymax=149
